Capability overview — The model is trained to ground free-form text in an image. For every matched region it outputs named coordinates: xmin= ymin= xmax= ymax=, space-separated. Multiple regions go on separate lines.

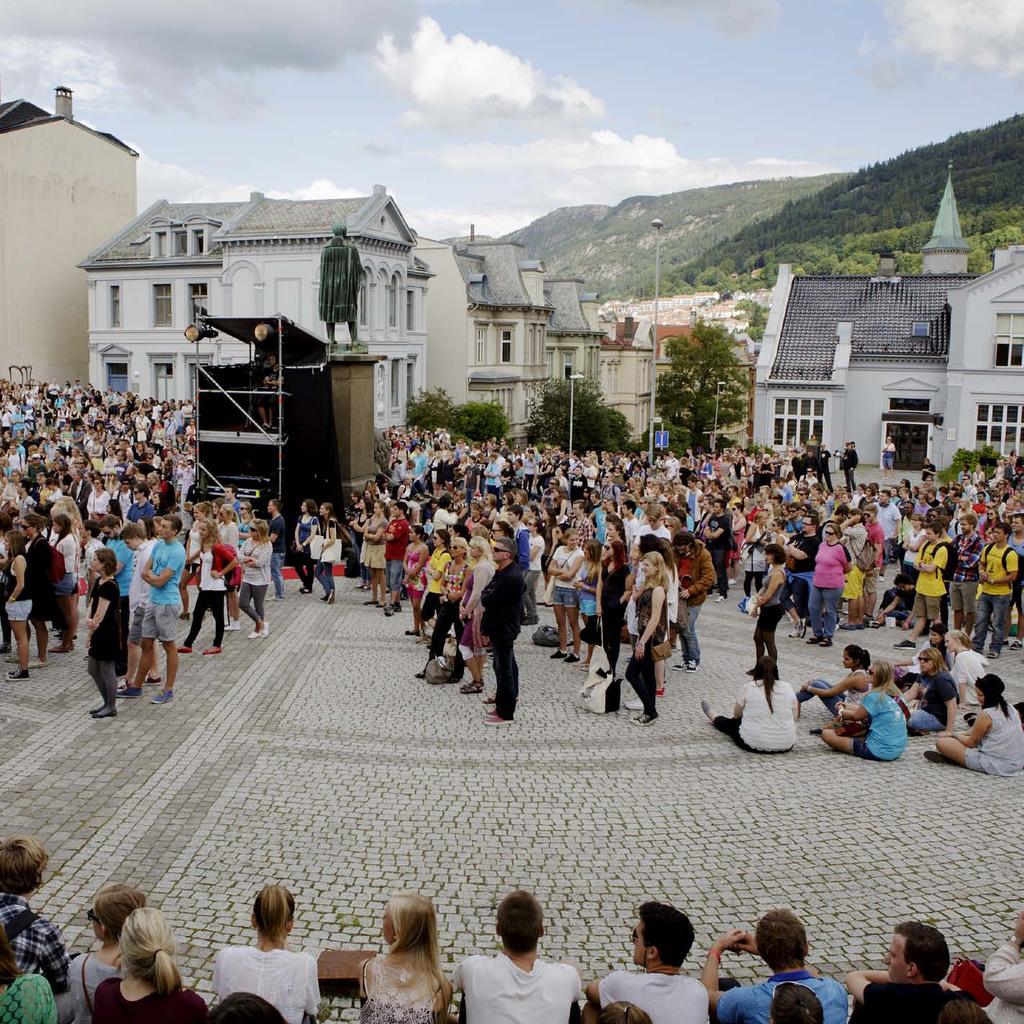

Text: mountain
xmin=677 ymin=114 xmax=1024 ymax=293
xmin=500 ymin=175 xmax=845 ymax=297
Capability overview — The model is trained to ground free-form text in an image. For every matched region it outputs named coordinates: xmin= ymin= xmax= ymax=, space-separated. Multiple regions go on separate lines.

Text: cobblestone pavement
xmin=0 ymin=574 xmax=1021 ymax=1021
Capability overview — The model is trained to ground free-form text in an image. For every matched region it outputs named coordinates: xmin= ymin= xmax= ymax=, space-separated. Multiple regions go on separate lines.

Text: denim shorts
xmin=851 ymin=738 xmax=885 ymax=761
xmin=6 ymin=599 xmax=32 ymax=622
xmin=385 ymin=559 xmax=404 ymax=591
xmin=54 ymin=572 xmax=78 ymax=596
xmin=551 ymin=586 xmax=579 ymax=608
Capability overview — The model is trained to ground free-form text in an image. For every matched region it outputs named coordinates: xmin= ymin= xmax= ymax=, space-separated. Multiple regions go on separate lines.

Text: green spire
xmin=922 ymin=162 xmax=969 ymax=253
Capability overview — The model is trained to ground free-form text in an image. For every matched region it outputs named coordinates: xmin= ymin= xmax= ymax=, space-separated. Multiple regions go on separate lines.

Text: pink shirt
xmin=813 ymin=540 xmax=849 ymax=589
xmin=867 ymin=522 xmax=885 ymax=567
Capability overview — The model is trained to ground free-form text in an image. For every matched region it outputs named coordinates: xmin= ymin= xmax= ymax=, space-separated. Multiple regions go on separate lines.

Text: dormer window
xmin=153 ymin=232 xmax=166 ymax=257
xmin=192 ymin=229 xmax=205 ymax=254
xmin=173 ymin=231 xmax=188 ymax=256
xmin=912 ymin=321 xmax=930 ymax=337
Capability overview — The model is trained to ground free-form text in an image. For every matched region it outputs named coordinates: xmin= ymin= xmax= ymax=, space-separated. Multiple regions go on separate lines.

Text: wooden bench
xmin=317 ymin=949 xmax=376 ymax=988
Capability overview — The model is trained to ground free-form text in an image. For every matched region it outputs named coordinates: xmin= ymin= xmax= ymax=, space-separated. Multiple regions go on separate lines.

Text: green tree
xmin=451 ymin=401 xmax=509 ymax=442
xmin=405 ymin=387 xmax=457 ymax=431
xmin=656 ymin=322 xmax=748 ymax=450
xmin=735 ymin=299 xmax=767 ymax=342
xmin=527 ymin=377 xmax=633 ymax=452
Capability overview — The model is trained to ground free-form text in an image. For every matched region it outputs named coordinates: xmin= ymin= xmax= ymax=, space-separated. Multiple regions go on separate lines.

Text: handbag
xmin=532 ymin=625 xmax=560 ymax=647
xmin=309 ymin=534 xmax=324 ymax=559
xmin=651 ymin=639 xmax=673 ymax=662
xmin=579 ymin=617 xmax=601 ymax=646
xmin=947 ymin=958 xmax=992 ymax=1007
xmin=320 ymin=538 xmax=342 ymax=564
xmin=424 ymin=656 xmax=454 ymax=685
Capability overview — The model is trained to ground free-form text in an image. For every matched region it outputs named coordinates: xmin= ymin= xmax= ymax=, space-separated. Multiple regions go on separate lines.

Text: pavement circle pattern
xmin=0 ymin=577 xmax=1021 ymax=1021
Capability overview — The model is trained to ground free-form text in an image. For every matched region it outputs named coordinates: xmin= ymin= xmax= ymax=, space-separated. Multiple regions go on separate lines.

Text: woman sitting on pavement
xmin=925 ymin=674 xmax=1024 ymax=776
xmin=69 ymin=883 xmax=147 ymax=1023
xmin=820 ymin=659 xmax=908 ymax=762
xmin=902 ymin=647 xmax=958 ymax=736
xmin=797 ymin=644 xmax=871 ymax=717
xmin=701 ymin=655 xmax=797 ymax=754
xmin=946 ymin=629 xmax=987 ymax=708
xmin=359 ymin=892 xmax=452 ymax=1024
xmin=213 ymin=885 xmax=319 ymax=1024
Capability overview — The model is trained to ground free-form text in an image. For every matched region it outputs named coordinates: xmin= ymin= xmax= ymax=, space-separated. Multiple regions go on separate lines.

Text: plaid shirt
xmin=572 ymin=514 xmax=594 ymax=544
xmin=953 ymin=531 xmax=983 ymax=582
xmin=0 ymin=892 xmax=70 ymax=991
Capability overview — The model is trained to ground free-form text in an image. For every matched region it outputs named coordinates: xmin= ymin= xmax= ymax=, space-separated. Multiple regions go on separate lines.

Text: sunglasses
xmin=86 ymin=909 xmax=99 ymax=924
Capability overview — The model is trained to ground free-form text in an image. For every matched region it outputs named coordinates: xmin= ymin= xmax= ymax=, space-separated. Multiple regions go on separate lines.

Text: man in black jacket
xmin=481 ymin=537 xmax=526 ymax=725
xmin=841 ymin=441 xmax=859 ymax=492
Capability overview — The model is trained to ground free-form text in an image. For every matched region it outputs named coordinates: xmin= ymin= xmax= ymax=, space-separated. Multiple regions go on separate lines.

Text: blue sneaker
xmin=150 ymin=690 xmax=174 ymax=705
xmin=117 ymin=686 xmax=143 ymax=698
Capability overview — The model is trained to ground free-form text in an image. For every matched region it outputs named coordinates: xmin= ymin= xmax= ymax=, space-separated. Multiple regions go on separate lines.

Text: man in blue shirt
xmin=701 ymin=908 xmax=848 ymax=1024
xmin=138 ymin=515 xmax=186 ymax=706
xmin=126 ymin=483 xmax=155 ymax=523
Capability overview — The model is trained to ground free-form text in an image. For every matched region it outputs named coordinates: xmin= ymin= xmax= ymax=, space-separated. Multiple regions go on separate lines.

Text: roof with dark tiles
xmin=455 ymin=242 xmax=548 ymax=308
xmin=770 ymin=273 xmax=978 ymax=381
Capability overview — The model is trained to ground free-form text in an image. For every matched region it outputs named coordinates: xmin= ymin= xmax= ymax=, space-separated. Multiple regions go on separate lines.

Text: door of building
xmin=889 ymin=422 xmax=928 ymax=470
xmin=105 ymin=361 xmax=129 ymax=392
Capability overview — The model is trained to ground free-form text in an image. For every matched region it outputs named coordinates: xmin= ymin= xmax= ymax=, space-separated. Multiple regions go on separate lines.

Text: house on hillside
xmin=754 ymin=168 xmax=1024 ymax=469
xmin=1 ymin=87 xmax=137 ymax=382
xmin=82 ymin=186 xmax=428 ymax=426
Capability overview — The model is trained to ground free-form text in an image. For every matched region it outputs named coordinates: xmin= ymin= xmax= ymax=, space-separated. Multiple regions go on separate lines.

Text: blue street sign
xmin=655 ymin=430 xmax=669 ymax=449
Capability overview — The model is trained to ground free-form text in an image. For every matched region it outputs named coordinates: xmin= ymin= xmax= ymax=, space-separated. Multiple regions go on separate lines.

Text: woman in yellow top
xmin=419 ymin=528 xmax=451 ymax=643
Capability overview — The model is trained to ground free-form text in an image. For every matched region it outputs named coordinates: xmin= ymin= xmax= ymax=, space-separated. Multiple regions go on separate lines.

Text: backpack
xmin=934 ymin=539 xmax=957 ymax=584
xmin=981 ymin=543 xmax=1012 ymax=575
xmin=855 ymin=538 xmax=878 ymax=572
xmin=532 ymin=625 xmax=560 ymax=647
xmin=48 ymin=543 xmax=66 ymax=584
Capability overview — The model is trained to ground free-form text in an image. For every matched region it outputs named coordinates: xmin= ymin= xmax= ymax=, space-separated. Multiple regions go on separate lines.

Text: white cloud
xmin=574 ymin=0 xmax=780 ymax=34
xmin=267 ymin=179 xmax=365 ymax=201
xmin=409 ymin=205 xmax=544 ymax=240
xmin=440 ymin=130 xmax=836 ymax=208
xmin=0 ymin=0 xmax=416 ymax=111
xmin=375 ymin=16 xmax=604 ymax=128
xmin=880 ymin=0 xmax=1024 ymax=75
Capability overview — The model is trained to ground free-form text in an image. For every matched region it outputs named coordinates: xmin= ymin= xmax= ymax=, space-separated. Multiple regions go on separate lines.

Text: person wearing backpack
xmin=973 ymin=521 xmax=1019 ymax=660
xmin=894 ymin=522 xmax=948 ymax=652
xmin=839 ymin=510 xmax=872 ymax=629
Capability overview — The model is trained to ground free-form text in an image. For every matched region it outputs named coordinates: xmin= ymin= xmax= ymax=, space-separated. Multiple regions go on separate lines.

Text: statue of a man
xmin=318 ymin=223 xmax=363 ymax=353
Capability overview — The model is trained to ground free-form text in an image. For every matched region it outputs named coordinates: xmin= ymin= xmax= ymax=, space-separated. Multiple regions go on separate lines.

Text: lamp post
xmin=647 ymin=218 xmax=664 ymax=463
xmin=710 ymin=379 xmax=726 ymax=452
xmin=568 ymin=372 xmax=585 ymax=454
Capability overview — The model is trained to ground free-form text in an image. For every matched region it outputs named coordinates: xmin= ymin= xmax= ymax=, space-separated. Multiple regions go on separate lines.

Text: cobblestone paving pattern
xmin=0 ymin=574 xmax=1021 ymax=1021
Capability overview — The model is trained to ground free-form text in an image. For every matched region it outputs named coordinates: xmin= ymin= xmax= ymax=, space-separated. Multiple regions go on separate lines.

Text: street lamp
xmin=647 ymin=218 xmax=664 ymax=463
xmin=568 ymin=373 xmax=585 ymax=454
xmin=710 ymin=380 xmax=727 ymax=452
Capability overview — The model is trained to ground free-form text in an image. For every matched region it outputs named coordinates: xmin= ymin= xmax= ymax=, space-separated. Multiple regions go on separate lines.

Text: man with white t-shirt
xmin=454 ymin=890 xmax=581 ymax=1024
xmin=583 ymin=901 xmax=708 ymax=1024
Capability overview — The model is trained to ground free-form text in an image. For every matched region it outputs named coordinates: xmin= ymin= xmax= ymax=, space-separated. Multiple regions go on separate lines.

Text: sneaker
xmin=393 ymin=602 xmax=402 ymax=613
xmin=839 ymin=623 xmax=865 ymax=630
xmin=151 ymin=690 xmax=174 ymax=705
xmin=893 ymin=639 xmax=916 ymax=649
xmin=177 ymin=646 xmax=193 ymax=654
xmin=550 ymin=650 xmax=567 ymax=660
xmin=27 ymin=660 xmax=46 ymax=670
xmin=225 ymin=621 xmax=241 ymax=632
xmin=686 ymin=661 xmax=699 ymax=672
xmin=672 ymin=661 xmax=686 ymax=671
xmin=1010 ymin=639 xmax=1023 ymax=650
xmin=631 ymin=712 xmax=658 ymax=726
xmin=247 ymin=630 xmax=263 ymax=639
xmin=715 ymin=595 xmax=726 ymax=603
xmin=564 ymin=653 xmax=580 ymax=664
xmin=987 ymin=649 xmax=1001 ymax=660
xmin=5 ymin=669 xmax=28 ymax=681
xmin=788 ymin=623 xmax=807 ymax=639
xmin=260 ymin=623 xmax=270 ymax=638
xmin=384 ymin=605 xmax=394 ymax=617
xmin=202 ymin=646 xmax=222 ymax=656
xmin=483 ymin=711 xmax=513 ymax=726
xmin=623 ymin=697 xmax=644 ymax=711
xmin=700 ymin=698 xmax=712 ymax=720
xmin=117 ymin=686 xmax=143 ymax=698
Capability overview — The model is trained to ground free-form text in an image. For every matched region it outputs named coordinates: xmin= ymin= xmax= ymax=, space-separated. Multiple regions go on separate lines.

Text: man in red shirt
xmin=863 ymin=505 xmax=887 ymax=620
xmin=383 ymin=502 xmax=411 ymax=616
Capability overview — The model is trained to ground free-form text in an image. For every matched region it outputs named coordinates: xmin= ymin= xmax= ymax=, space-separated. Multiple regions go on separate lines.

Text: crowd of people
xmin=2 ymin=833 xmax=1022 ymax=1024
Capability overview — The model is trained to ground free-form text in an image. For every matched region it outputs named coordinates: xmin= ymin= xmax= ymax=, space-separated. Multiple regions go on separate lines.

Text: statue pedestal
xmin=329 ymin=353 xmax=384 ymax=501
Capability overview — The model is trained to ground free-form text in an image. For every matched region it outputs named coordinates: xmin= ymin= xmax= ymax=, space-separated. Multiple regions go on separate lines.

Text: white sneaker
xmin=715 ymin=595 xmax=726 ymax=603
xmin=225 ymin=621 xmax=241 ymax=632
xmin=247 ymin=630 xmax=262 ymax=639
xmin=261 ymin=623 xmax=270 ymax=638
xmin=623 ymin=697 xmax=644 ymax=711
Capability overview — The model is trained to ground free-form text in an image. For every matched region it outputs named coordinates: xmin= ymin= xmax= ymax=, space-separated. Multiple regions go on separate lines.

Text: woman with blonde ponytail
xmin=213 ymin=885 xmax=319 ymax=1024
xmin=92 ymin=907 xmax=206 ymax=1022
xmin=359 ymin=892 xmax=451 ymax=1023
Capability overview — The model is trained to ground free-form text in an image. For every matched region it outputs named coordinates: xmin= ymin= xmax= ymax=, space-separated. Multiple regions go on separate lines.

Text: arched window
xmin=359 ymin=269 xmax=369 ymax=327
xmin=378 ymin=269 xmax=389 ymax=328
xmin=388 ymin=273 xmax=399 ymax=329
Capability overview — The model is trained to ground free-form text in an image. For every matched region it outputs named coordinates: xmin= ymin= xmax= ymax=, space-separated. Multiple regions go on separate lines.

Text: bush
xmin=451 ymin=401 xmax=509 ymax=442
xmin=405 ymin=388 xmax=457 ymax=432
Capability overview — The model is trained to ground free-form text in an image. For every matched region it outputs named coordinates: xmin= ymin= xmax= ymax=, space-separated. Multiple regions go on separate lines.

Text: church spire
xmin=922 ymin=162 xmax=969 ymax=273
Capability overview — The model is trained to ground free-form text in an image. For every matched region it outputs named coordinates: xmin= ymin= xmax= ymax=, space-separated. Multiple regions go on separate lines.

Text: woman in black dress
xmin=86 ymin=547 xmax=121 ymax=719
xmin=596 ymin=539 xmax=633 ymax=682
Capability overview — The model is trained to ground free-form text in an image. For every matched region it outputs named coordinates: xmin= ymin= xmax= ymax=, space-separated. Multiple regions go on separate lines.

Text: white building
xmin=0 ymin=87 xmax=137 ymax=382
xmin=415 ymin=237 xmax=550 ymax=440
xmin=81 ymin=186 xmax=428 ymax=427
xmin=754 ymin=168 xmax=1024 ymax=469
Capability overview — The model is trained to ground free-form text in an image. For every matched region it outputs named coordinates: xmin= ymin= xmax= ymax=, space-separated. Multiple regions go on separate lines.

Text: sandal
xmin=459 ymin=681 xmax=484 ymax=695
xmin=483 ymin=695 xmax=497 ymax=704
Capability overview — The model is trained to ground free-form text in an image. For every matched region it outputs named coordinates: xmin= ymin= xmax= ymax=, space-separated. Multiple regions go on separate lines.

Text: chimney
xmin=469 ymin=224 xmax=476 ymax=243
xmin=373 ymin=184 xmax=386 ymax=196
xmin=878 ymin=251 xmax=897 ymax=276
xmin=624 ymin=315 xmax=635 ymax=339
xmin=249 ymin=191 xmax=264 ymax=203
xmin=54 ymin=85 xmax=73 ymax=120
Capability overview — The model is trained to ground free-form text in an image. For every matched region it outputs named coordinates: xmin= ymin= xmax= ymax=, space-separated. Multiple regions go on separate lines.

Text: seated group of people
xmin=3 ymin=834 xmax=1024 ymax=1024
xmin=698 ymin=640 xmax=1024 ymax=775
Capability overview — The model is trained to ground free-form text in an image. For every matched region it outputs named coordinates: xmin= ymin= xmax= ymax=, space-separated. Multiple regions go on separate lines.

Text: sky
xmin=3 ymin=0 xmax=1024 ymax=239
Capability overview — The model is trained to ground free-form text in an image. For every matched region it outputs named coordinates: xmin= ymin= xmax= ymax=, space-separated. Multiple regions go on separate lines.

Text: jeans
xmin=677 ymin=603 xmax=702 ymax=665
xmin=809 ymin=585 xmax=843 ymax=639
xmin=908 ymin=708 xmax=946 ymax=732
xmin=973 ymin=593 xmax=1010 ymax=654
xmin=315 ymin=561 xmax=335 ymax=596
xmin=711 ymin=548 xmax=729 ymax=598
xmin=797 ymin=680 xmax=842 ymax=716
xmin=523 ymin=569 xmax=540 ymax=623
xmin=270 ymin=551 xmax=285 ymax=599
xmin=492 ymin=639 xmax=519 ymax=721
xmin=788 ymin=574 xmax=812 ymax=621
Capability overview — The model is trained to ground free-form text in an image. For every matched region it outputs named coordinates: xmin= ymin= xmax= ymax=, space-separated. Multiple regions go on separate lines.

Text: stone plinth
xmin=329 ymin=352 xmax=383 ymax=501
